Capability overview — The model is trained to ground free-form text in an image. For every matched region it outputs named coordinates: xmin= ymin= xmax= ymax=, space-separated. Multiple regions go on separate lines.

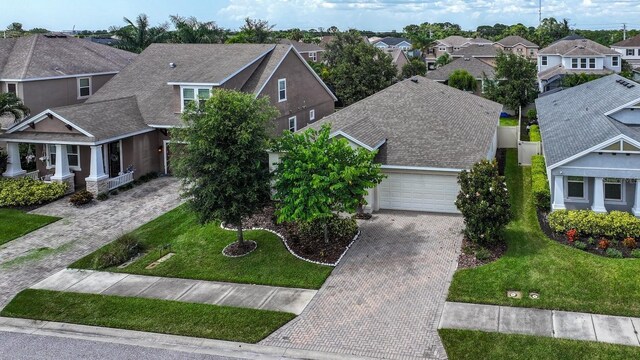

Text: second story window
xmin=278 ymin=79 xmax=287 ymax=102
xmin=580 ymin=58 xmax=587 ymax=69
xmin=529 ymin=49 xmax=535 ymax=56
xmin=78 ymin=77 xmax=91 ymax=98
xmin=613 ymin=56 xmax=620 ymax=67
xmin=627 ymin=49 xmax=635 ymax=56
xmin=571 ymin=58 xmax=578 ymax=68
xmin=309 ymin=52 xmax=317 ymax=61
xmin=181 ymin=87 xmax=211 ymax=111
xmin=589 ymin=58 xmax=596 ymax=69
xmin=7 ymin=83 xmax=17 ymax=95
xmin=541 ymin=56 xmax=547 ymax=66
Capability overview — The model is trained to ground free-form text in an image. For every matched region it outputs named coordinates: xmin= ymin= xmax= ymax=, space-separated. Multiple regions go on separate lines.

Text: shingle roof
xmin=278 ymin=39 xmax=324 ymax=53
xmin=536 ymin=74 xmax=640 ymax=167
xmin=539 ymin=38 xmax=618 ymax=56
xmin=612 ymin=34 xmax=640 ymax=47
xmin=537 ymin=65 xmax=613 ymax=81
xmin=466 ymin=38 xmax=493 ymax=45
xmin=382 ymin=48 xmax=408 ymax=65
xmin=303 ymin=77 xmax=502 ymax=169
xmin=0 ymin=33 xmax=136 ymax=80
xmin=451 ymin=44 xmax=498 ymax=58
xmin=436 ymin=36 xmax=471 ymax=48
xmin=374 ymin=37 xmax=411 ymax=46
xmin=496 ymin=35 xmax=538 ymax=48
xmin=425 ymin=57 xmax=495 ymax=81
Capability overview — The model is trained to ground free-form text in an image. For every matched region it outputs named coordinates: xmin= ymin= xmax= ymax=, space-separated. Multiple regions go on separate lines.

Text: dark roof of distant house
xmin=466 ymin=38 xmax=493 ymax=45
xmin=374 ymin=37 xmax=411 ymax=46
xmin=0 ymin=33 xmax=136 ymax=80
xmin=425 ymin=57 xmax=496 ymax=81
xmin=539 ymin=37 xmax=618 ymax=56
xmin=536 ymin=74 xmax=640 ymax=167
xmin=612 ymin=34 xmax=640 ymax=47
xmin=303 ymin=77 xmax=502 ymax=169
xmin=451 ymin=44 xmax=498 ymax=58
xmin=436 ymin=36 xmax=471 ymax=48
xmin=278 ymin=39 xmax=324 ymax=53
xmin=88 ymin=37 xmax=121 ymax=46
xmin=495 ymin=35 xmax=538 ymax=48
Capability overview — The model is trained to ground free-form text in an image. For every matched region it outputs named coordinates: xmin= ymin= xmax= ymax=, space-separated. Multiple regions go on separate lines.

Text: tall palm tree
xmin=112 ymin=14 xmax=169 ymax=53
xmin=169 ymin=16 xmax=224 ymax=44
xmin=0 ymin=93 xmax=29 ymax=123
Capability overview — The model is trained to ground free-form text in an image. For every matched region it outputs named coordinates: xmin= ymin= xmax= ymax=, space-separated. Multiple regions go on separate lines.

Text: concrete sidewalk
xmin=439 ymin=302 xmax=640 ymax=347
xmin=31 ymin=269 xmax=316 ymax=315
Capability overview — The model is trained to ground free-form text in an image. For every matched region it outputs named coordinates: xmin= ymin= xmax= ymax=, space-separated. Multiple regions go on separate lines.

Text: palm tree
xmin=169 ymin=16 xmax=224 ymax=44
xmin=0 ymin=93 xmax=29 ymax=123
xmin=435 ymin=53 xmax=452 ymax=68
xmin=112 ymin=14 xmax=169 ymax=53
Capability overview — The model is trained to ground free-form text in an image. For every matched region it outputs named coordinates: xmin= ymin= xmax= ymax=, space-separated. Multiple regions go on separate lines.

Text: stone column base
xmin=51 ymin=174 xmax=75 ymax=194
xmin=85 ymin=177 xmax=109 ymax=196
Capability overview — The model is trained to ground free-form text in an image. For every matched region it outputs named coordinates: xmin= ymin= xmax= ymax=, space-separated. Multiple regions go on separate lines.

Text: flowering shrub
xmin=622 ymin=237 xmax=637 ymax=249
xmin=548 ymin=210 xmax=640 ymax=239
xmin=0 ymin=177 xmax=67 ymax=207
xmin=598 ymin=238 xmax=610 ymax=250
xmin=566 ymin=228 xmax=578 ymax=243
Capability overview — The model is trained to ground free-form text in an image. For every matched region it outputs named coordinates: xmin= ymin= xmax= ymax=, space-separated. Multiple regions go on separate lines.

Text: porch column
xmin=2 ymin=142 xmax=26 ymax=177
xmin=50 ymin=144 xmax=72 ymax=180
xmin=86 ymin=145 xmax=107 ymax=181
xmin=592 ymin=177 xmax=607 ymax=213
xmin=552 ymin=175 xmax=565 ymax=210
xmin=632 ymin=180 xmax=640 ymax=217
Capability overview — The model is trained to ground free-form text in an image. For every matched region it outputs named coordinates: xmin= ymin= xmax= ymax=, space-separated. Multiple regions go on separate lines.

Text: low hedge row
xmin=529 ymin=125 xmax=541 ymax=142
xmin=547 ymin=210 xmax=640 ymax=239
xmin=531 ymin=155 xmax=550 ymax=211
xmin=0 ymin=177 xmax=67 ymax=207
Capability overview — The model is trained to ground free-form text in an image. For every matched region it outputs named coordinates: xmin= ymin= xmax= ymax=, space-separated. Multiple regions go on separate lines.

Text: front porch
xmin=551 ymin=174 xmax=640 ymax=216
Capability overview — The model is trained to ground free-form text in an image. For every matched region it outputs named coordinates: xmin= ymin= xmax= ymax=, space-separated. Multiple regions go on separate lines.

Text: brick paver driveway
xmin=262 ymin=211 xmax=463 ymax=360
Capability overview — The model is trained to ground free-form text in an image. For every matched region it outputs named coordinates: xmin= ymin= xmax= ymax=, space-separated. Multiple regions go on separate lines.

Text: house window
xmin=278 ymin=79 xmax=287 ymax=102
xmin=613 ymin=56 xmax=620 ymax=67
xmin=580 ymin=58 xmax=588 ymax=69
xmin=541 ymin=56 xmax=548 ymax=66
xmin=571 ymin=58 xmax=578 ymax=68
xmin=567 ymin=176 xmax=585 ymax=199
xmin=589 ymin=58 xmax=596 ymax=69
xmin=288 ymin=116 xmax=297 ymax=132
xmin=627 ymin=49 xmax=635 ymax=56
xmin=78 ymin=77 xmax=91 ymax=98
xmin=309 ymin=109 xmax=315 ymax=121
xmin=439 ymin=47 xmax=445 ymax=51
xmin=48 ymin=145 xmax=80 ymax=170
xmin=604 ymin=178 xmax=623 ymax=201
xmin=7 ymin=83 xmax=17 ymax=95
xmin=517 ymin=48 xmax=523 ymax=52
xmin=309 ymin=51 xmax=317 ymax=61
xmin=181 ymin=87 xmax=210 ymax=111
xmin=529 ymin=49 xmax=535 ymax=56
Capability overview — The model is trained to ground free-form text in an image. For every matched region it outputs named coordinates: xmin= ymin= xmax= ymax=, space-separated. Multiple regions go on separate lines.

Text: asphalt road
xmin=0 ymin=331 xmax=240 ymax=360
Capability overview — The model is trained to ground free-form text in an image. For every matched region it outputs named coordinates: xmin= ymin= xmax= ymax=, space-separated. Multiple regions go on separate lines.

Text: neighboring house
xmin=611 ymin=34 xmax=640 ymax=69
xmin=536 ymin=74 xmax=640 ymax=215
xmin=282 ymin=76 xmax=502 ymax=213
xmin=383 ymin=48 xmax=410 ymax=73
xmin=462 ymin=37 xmax=493 ymax=47
xmin=494 ymin=35 xmax=539 ymax=59
xmin=537 ymin=35 xmax=621 ymax=92
xmin=278 ymin=39 xmax=325 ymax=63
xmin=425 ymin=57 xmax=496 ymax=96
xmin=451 ymin=44 xmax=499 ymax=65
xmin=0 ymin=44 xmax=336 ymax=195
xmin=0 ymin=33 xmax=136 ymax=129
xmin=427 ymin=36 xmax=489 ymax=69
xmin=372 ymin=37 xmax=412 ymax=52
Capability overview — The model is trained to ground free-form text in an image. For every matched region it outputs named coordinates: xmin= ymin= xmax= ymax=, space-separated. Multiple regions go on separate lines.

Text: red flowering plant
xmin=623 ymin=237 xmax=637 ymax=249
xmin=598 ymin=238 xmax=610 ymax=250
xmin=566 ymin=228 xmax=578 ymax=243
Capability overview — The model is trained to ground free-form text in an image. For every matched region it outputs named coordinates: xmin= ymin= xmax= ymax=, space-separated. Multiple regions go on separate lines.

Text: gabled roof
xmin=382 ymin=48 xmax=408 ymax=66
xmin=278 ymin=39 xmax=324 ymax=53
xmin=465 ymin=38 xmax=493 ymax=45
xmin=303 ymin=77 xmax=502 ymax=169
xmin=0 ymin=33 xmax=136 ymax=80
xmin=374 ymin=37 xmax=411 ymax=46
xmin=537 ymin=65 xmax=613 ymax=81
xmin=451 ymin=44 xmax=498 ymax=58
xmin=495 ymin=35 xmax=538 ymax=48
xmin=612 ymin=34 xmax=640 ymax=48
xmin=425 ymin=57 xmax=496 ymax=81
xmin=539 ymin=38 xmax=618 ymax=56
xmin=436 ymin=36 xmax=471 ymax=48
xmin=536 ymin=74 xmax=640 ymax=167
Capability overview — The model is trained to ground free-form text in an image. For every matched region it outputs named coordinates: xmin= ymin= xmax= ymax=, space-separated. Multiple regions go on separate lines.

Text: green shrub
xmin=96 ymin=193 xmax=109 ymax=201
xmin=531 ymin=155 xmax=550 ymax=211
xmin=605 ymin=248 xmax=623 ymax=258
xmin=631 ymin=249 xmax=640 ymax=258
xmin=69 ymin=190 xmax=93 ymax=206
xmin=475 ymin=247 xmax=491 ymax=261
xmin=0 ymin=150 xmax=7 ymax=174
xmin=529 ymin=125 xmax=541 ymax=142
xmin=0 ymin=177 xmax=67 ymax=207
xmin=298 ymin=216 xmax=358 ymax=242
xmin=548 ymin=210 xmax=640 ymax=239
xmin=91 ymin=234 xmax=142 ymax=269
xmin=574 ymin=241 xmax=588 ymax=250
xmin=526 ymin=108 xmax=537 ymax=120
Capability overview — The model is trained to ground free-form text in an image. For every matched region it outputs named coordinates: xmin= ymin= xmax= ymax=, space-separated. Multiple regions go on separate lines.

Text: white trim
xmin=604 ymin=177 xmax=626 ymax=203
xmin=0 ymin=71 xmax=118 ymax=82
xmin=559 ymin=165 xmax=640 ymax=172
xmin=180 ymin=86 xmax=211 ymax=112
xmin=380 ymin=165 xmax=464 ymax=172
xmin=95 ymin=128 xmax=157 ymax=145
xmin=565 ymin=175 xmax=588 ymax=202
xmin=218 ymin=46 xmax=275 ymax=85
xmin=0 ymin=128 xmax=156 ymax=146
xmin=278 ymin=78 xmax=287 ymax=102
xmin=330 ymin=131 xmax=386 ymax=151
xmin=148 ymin=124 xmax=179 ymax=129
xmin=309 ymin=109 xmax=315 ymax=121
xmin=604 ymin=95 xmax=640 ymax=116
xmin=9 ymin=110 xmax=94 ymax=137
xmin=167 ymin=82 xmax=219 ymax=87
xmin=77 ymin=76 xmax=92 ymax=99
xmin=119 ymin=139 xmax=124 ymax=175
xmin=46 ymin=144 xmax=81 ymax=172
xmin=163 ymin=140 xmax=170 ymax=175
xmin=288 ymin=116 xmax=297 ymax=132
xmin=548 ymin=134 xmax=640 ymax=170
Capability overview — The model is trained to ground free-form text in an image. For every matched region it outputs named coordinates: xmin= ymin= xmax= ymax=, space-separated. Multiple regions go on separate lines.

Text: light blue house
xmin=536 ymin=74 xmax=640 ymax=215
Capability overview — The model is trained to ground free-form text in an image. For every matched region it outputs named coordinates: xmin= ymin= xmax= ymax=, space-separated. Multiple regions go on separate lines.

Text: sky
xmin=3 ymin=0 xmax=640 ymax=32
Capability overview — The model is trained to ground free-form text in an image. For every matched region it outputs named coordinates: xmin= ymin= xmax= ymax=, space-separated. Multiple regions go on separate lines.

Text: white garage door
xmin=378 ymin=172 xmax=460 ymax=213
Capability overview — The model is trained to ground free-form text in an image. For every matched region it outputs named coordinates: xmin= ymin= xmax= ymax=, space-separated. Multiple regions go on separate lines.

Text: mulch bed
xmin=457 ymin=237 xmax=507 ymax=269
xmin=241 ymin=203 xmax=356 ymax=264
xmin=222 ymin=240 xmax=257 ymax=257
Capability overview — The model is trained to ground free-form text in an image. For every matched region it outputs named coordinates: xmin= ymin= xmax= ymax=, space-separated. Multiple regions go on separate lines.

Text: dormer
xmin=605 ymin=85 xmax=640 ymax=125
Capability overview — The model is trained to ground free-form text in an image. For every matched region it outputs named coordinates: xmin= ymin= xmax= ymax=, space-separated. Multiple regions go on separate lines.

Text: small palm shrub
xmin=91 ymin=234 xmax=142 ymax=269
xmin=69 ymin=190 xmax=93 ymax=206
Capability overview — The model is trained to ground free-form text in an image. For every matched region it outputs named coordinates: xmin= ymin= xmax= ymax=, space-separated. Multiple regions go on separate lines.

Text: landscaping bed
xmin=457 ymin=237 xmax=507 ymax=269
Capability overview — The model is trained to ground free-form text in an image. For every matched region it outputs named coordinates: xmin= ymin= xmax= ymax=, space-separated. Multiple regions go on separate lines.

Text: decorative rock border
xmin=220 ymin=223 xmax=360 ymax=266
xmin=221 ymin=240 xmax=258 ymax=258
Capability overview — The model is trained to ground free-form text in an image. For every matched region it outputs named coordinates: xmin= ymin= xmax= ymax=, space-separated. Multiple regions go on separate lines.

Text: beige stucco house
xmin=0 ymin=43 xmax=336 ymax=195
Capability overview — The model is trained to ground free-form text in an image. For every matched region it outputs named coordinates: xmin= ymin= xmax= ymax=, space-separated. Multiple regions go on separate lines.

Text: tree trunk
xmin=323 ymin=221 xmax=329 ymax=244
xmin=356 ymin=198 xmax=364 ymax=216
xmin=236 ymin=223 xmax=244 ymax=246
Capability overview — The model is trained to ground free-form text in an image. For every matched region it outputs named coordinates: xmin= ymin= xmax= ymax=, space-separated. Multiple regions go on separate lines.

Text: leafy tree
xmin=111 ymin=14 xmax=169 ymax=53
xmin=621 ymin=59 xmax=635 ymax=79
xmin=455 ymin=160 xmax=511 ymax=245
xmin=324 ymin=30 xmax=396 ymax=106
xmin=169 ymin=16 xmax=224 ymax=44
xmin=286 ymin=28 xmax=303 ymax=41
xmin=237 ymin=17 xmax=275 ymax=43
xmin=171 ymin=90 xmax=279 ymax=252
xmin=273 ymin=124 xmax=385 ymax=242
xmin=561 ymin=73 xmax=605 ymax=88
xmin=6 ymin=22 xmax=23 ymax=32
xmin=435 ymin=53 xmax=452 ymax=68
xmin=0 ymin=93 xmax=30 ymax=122
xmin=401 ymin=57 xmax=427 ymax=78
xmin=448 ymin=69 xmax=477 ymax=91
xmin=307 ymin=60 xmax=330 ymax=82
xmin=483 ymin=52 xmax=538 ymax=113
xmin=535 ymin=17 xmax=570 ymax=47
xmin=28 ymin=28 xmax=49 ymax=34
xmin=476 ymin=24 xmax=508 ymax=40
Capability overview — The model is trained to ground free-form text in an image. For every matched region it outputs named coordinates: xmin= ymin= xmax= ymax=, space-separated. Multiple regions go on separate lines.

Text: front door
xmin=108 ymin=142 xmax=121 ymax=177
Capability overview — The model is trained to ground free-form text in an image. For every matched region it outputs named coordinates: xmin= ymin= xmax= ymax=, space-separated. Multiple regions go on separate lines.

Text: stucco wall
xmin=121 ymin=131 xmax=163 ymax=178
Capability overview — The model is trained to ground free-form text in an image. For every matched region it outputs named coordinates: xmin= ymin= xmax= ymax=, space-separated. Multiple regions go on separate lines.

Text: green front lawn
xmin=0 ymin=209 xmax=59 ymax=245
xmin=447 ymin=149 xmax=640 ymax=317
xmin=70 ymin=205 xmax=333 ymax=289
xmin=439 ymin=329 xmax=640 ymax=360
xmin=1 ymin=289 xmax=294 ymax=343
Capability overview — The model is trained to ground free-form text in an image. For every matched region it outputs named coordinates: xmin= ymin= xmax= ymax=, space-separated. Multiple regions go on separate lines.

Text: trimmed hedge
xmin=547 ymin=210 xmax=640 ymax=239
xmin=529 ymin=125 xmax=541 ymax=142
xmin=0 ymin=177 xmax=67 ymax=207
xmin=531 ymin=155 xmax=550 ymax=211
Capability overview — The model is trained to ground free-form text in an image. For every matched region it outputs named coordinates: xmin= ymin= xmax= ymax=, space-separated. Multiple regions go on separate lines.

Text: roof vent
xmin=410 ymin=77 xmax=419 ymax=83
xmin=628 ymin=84 xmax=635 ymax=88
xmin=169 ymin=62 xmax=176 ymax=68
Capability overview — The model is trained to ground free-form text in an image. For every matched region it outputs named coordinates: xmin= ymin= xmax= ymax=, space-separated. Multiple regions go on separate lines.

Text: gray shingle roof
xmin=539 ymin=38 xmax=618 ymax=56
xmin=375 ymin=37 xmax=411 ymax=46
xmin=0 ymin=33 xmax=136 ymax=80
xmin=467 ymin=38 xmax=493 ymax=45
xmin=278 ymin=39 xmax=324 ymax=53
xmin=436 ymin=36 xmax=471 ymax=48
xmin=612 ymin=34 xmax=640 ymax=47
xmin=536 ymin=74 xmax=640 ymax=167
xmin=338 ymin=118 xmax=387 ymax=149
xmin=496 ymin=35 xmax=538 ymax=48
xmin=451 ymin=44 xmax=498 ymax=58
xmin=425 ymin=57 xmax=495 ymax=81
xmin=537 ymin=65 xmax=613 ymax=81
xmin=304 ymin=77 xmax=502 ymax=169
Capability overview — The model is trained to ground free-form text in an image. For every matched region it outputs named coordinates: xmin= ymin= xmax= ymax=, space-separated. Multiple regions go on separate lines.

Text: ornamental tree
xmin=272 ymin=124 xmax=385 ymax=242
xmin=483 ymin=51 xmax=538 ymax=113
xmin=171 ymin=90 xmax=279 ymax=252
xmin=448 ymin=69 xmax=477 ymax=92
xmin=455 ymin=159 xmax=511 ymax=245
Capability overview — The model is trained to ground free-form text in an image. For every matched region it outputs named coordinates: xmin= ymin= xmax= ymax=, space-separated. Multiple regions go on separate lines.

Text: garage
xmin=378 ymin=172 xmax=460 ymax=213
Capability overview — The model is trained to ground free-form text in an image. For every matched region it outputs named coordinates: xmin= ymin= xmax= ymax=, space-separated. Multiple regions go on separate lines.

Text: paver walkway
xmin=31 ymin=269 xmax=317 ymax=315
xmin=0 ymin=177 xmax=182 ymax=309
xmin=262 ymin=211 xmax=464 ymax=360
xmin=439 ymin=302 xmax=640 ymax=347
